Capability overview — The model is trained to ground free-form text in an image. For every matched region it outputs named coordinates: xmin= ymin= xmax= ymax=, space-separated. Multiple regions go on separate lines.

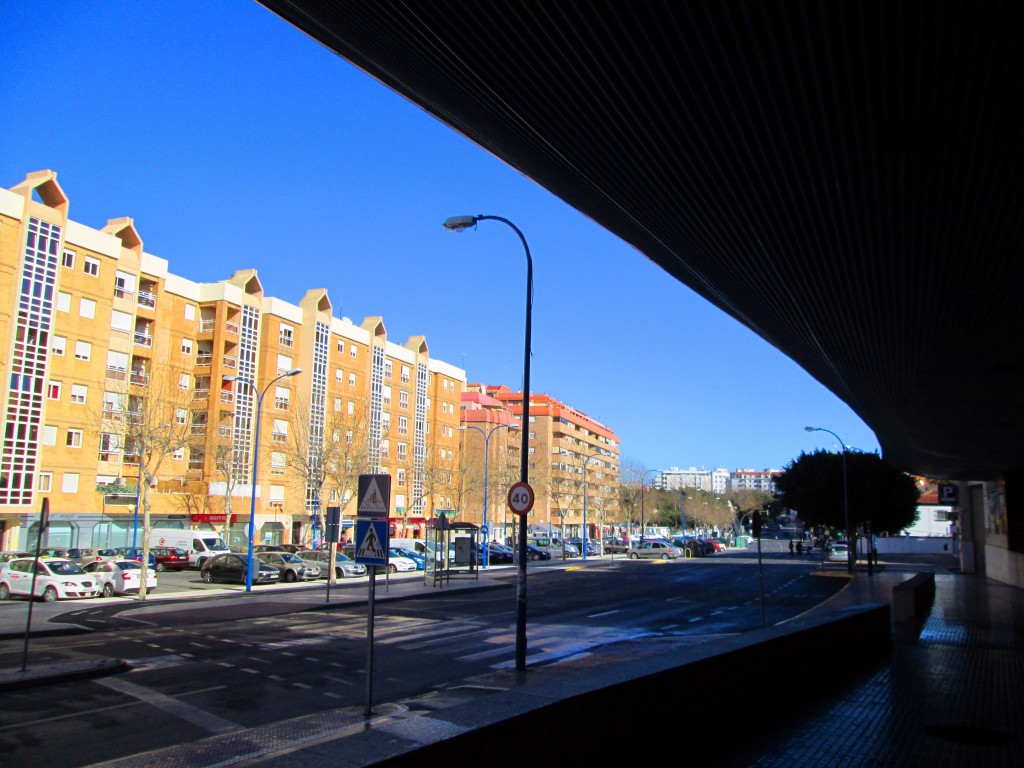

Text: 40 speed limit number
xmin=507 ymin=482 xmax=535 ymax=516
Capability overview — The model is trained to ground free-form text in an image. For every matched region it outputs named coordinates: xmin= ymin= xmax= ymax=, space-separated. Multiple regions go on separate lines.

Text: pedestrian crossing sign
xmin=355 ymin=519 xmax=388 ymax=566
xmin=357 ymin=474 xmax=391 ymax=519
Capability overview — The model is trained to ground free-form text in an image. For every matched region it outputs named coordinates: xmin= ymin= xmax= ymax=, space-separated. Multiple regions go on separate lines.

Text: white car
xmin=82 ymin=559 xmax=158 ymax=596
xmin=828 ymin=543 xmax=850 ymax=562
xmin=0 ymin=557 xmax=101 ymax=601
xmin=386 ymin=549 xmax=418 ymax=574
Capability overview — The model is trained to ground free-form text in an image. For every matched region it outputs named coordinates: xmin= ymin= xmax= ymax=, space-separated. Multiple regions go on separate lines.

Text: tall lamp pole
xmin=639 ymin=469 xmax=658 ymax=544
xmin=459 ymin=422 xmax=516 ymax=569
xmin=805 ymin=426 xmax=851 ymax=574
xmin=227 ymin=368 xmax=302 ymax=592
xmin=581 ymin=452 xmax=602 ymax=561
xmin=444 ymin=214 xmax=533 ymax=672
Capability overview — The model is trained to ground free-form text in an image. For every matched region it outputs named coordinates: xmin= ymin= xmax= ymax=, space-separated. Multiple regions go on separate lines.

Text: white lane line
xmin=587 ymin=609 xmax=621 ymax=618
xmin=323 ymin=674 xmax=354 ymax=686
xmin=240 ymin=668 xmax=260 ymax=674
xmin=97 ymin=678 xmax=243 ymax=735
xmin=292 ymin=682 xmax=312 ymax=689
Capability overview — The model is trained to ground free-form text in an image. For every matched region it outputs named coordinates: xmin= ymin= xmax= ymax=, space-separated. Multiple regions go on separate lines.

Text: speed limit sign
xmin=507 ymin=482 xmax=535 ymax=515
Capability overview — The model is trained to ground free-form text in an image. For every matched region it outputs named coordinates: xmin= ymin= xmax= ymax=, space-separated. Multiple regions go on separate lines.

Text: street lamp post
xmin=581 ymin=453 xmax=602 ymax=561
xmin=805 ymin=426 xmax=852 ymax=574
xmin=639 ymin=469 xmax=658 ymax=544
xmin=444 ymin=214 xmax=533 ymax=672
xmin=459 ymin=422 xmax=516 ymax=569
xmin=227 ymin=368 xmax=302 ymax=592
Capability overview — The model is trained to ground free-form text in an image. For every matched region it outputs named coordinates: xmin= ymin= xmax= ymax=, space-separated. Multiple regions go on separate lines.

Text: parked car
xmin=525 ymin=544 xmax=552 ymax=561
xmin=151 ymin=547 xmax=190 ymax=572
xmin=392 ymin=547 xmax=425 ymax=570
xmin=829 ymin=543 xmax=850 ymax=562
xmin=628 ymin=540 xmax=680 ymax=560
xmin=0 ymin=557 xmax=100 ymax=601
xmin=570 ymin=538 xmax=601 ymax=556
xmin=68 ymin=548 xmax=119 ymax=565
xmin=602 ymin=537 xmax=630 ymax=554
xmin=298 ymin=550 xmax=367 ymax=579
xmin=386 ymin=549 xmax=418 ymax=574
xmin=82 ymin=559 xmax=158 ymax=597
xmin=258 ymin=551 xmax=320 ymax=581
xmin=551 ymin=539 xmax=581 ymax=557
xmin=200 ymin=553 xmax=280 ymax=585
xmin=0 ymin=551 xmax=30 ymax=565
xmin=115 ymin=547 xmax=157 ymax=567
xmin=486 ymin=543 xmax=514 ymax=564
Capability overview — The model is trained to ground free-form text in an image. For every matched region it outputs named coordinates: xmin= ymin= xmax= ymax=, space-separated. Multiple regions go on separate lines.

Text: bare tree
xmin=100 ymin=367 xmax=194 ymax=600
xmin=210 ymin=436 xmax=243 ymax=539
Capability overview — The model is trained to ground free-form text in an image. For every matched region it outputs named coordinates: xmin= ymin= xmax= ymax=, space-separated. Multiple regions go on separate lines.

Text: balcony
xmin=272 ymin=431 xmax=287 ymax=444
xmin=97 ymin=450 xmax=120 ymax=462
xmin=191 ymin=424 xmax=207 ymax=437
xmin=101 ymin=406 xmax=123 ymax=421
xmin=279 ymin=335 xmax=293 ymax=347
xmin=222 ymin=355 xmax=237 ymax=369
xmin=133 ymin=332 xmax=153 ymax=348
xmin=274 ymin=397 xmax=290 ymax=410
xmin=129 ymin=371 xmax=149 ymax=387
xmin=220 ymin=390 xmax=234 ymax=404
xmin=136 ymin=290 xmax=156 ymax=309
xmin=225 ymin=320 xmax=239 ymax=335
xmin=218 ymin=425 xmax=232 ymax=438
xmin=192 ymin=389 xmax=210 ymax=402
xmin=199 ymin=319 xmax=216 ymax=333
xmin=105 ymin=366 xmax=127 ymax=382
xmin=196 ymin=352 xmax=212 ymax=367
xmin=187 ymin=459 xmax=204 ymax=473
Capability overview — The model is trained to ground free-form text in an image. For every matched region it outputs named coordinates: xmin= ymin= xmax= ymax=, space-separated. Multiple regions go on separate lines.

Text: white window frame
xmin=79 ymin=297 xmax=96 ymax=319
xmin=181 ymin=338 xmax=193 ymax=355
xmin=66 ymin=429 xmax=83 ymax=448
xmin=83 ymin=256 xmax=100 ymax=276
xmin=47 ymin=381 xmax=62 ymax=400
xmin=51 ymin=335 xmax=66 ymax=356
xmin=74 ymin=340 xmax=91 ymax=361
xmin=38 ymin=472 xmax=53 ymax=492
xmin=57 ymin=291 xmax=71 ymax=312
xmin=62 ymin=473 xmax=80 ymax=493
xmin=61 ymin=250 xmax=75 ymax=269
xmin=70 ymin=384 xmax=87 ymax=404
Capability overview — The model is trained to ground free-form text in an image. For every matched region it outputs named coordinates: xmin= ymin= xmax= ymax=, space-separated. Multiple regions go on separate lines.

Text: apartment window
xmin=47 ymin=381 xmax=62 ymax=400
xmin=336 ymin=368 xmax=343 ymax=383
xmin=269 ymin=485 xmax=285 ymax=507
xmin=400 ymin=366 xmax=410 ymax=384
xmin=66 ymin=429 xmax=83 ymax=448
xmin=382 ymin=412 xmax=391 ymax=432
xmin=181 ymin=338 xmax=193 ymax=355
xmin=57 ymin=291 xmax=71 ymax=312
xmin=184 ymin=304 xmax=196 ymax=321
xmin=83 ymin=256 xmax=100 ymax=276
xmin=52 ymin=335 xmax=66 ymax=356
xmin=385 ymin=361 xmax=392 ymax=379
xmin=529 ymin=447 xmax=536 ymax=455
xmin=279 ymin=324 xmax=294 ymax=347
xmin=178 ymin=373 xmax=190 ymax=389
xmin=271 ymin=452 xmax=286 ymax=474
xmin=397 ymin=443 xmax=407 ymax=460
xmin=70 ymin=384 xmax=87 ymax=404
xmin=61 ymin=473 xmax=80 ymax=493
xmin=337 ymin=339 xmax=344 ymax=353
xmin=348 ymin=372 xmax=356 ymax=387
xmin=334 ymin=397 xmax=341 ymax=412
xmin=74 ymin=341 xmax=91 ymax=361
xmin=42 ymin=426 xmax=57 ymax=446
xmin=172 ymin=447 xmax=185 ymax=460
xmin=400 ymin=391 xmax=409 ymax=409
xmin=79 ymin=297 xmax=96 ymax=319
xmin=110 ymin=310 xmax=132 ymax=332
xmin=380 ymin=439 xmax=390 ymax=458
xmin=38 ymin=473 xmax=52 ymax=492
xmin=397 ymin=468 xmax=406 ymax=487
xmin=272 ymin=419 xmax=288 ymax=443
xmin=529 ymin=432 xmax=536 ymax=440
xmin=350 ymin=344 xmax=357 ymax=358
xmin=274 ymin=385 xmax=290 ymax=410
xmin=346 ymin=429 xmax=354 ymax=444
xmin=347 ymin=401 xmax=354 ymax=415
xmin=114 ymin=270 xmax=135 ymax=298
xmin=277 ymin=353 xmax=293 ymax=373
xmin=175 ymin=408 xmax=187 ymax=425
xmin=443 ymin=378 xmax=449 ymax=391
xmin=61 ymin=250 xmax=75 ymax=269
xmin=398 ymin=416 xmax=408 ymax=435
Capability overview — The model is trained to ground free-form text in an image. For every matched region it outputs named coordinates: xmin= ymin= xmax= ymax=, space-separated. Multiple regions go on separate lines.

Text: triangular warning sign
xmin=359 ymin=477 xmax=389 ymax=515
xmin=358 ymin=524 xmax=385 ymax=560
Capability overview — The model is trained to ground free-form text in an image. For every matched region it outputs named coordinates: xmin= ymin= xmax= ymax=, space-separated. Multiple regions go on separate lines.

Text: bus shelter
xmin=426 ymin=518 xmax=479 ymax=587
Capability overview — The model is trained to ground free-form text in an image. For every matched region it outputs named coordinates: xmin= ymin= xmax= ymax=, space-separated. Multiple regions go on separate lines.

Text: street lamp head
xmin=443 ymin=215 xmax=480 ymax=232
xmin=285 ymin=368 xmax=302 ymax=376
xmin=804 ymin=426 xmax=818 ymax=432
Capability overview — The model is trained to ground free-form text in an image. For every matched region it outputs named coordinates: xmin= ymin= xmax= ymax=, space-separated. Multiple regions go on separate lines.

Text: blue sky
xmin=1 ymin=1 xmax=880 ymax=472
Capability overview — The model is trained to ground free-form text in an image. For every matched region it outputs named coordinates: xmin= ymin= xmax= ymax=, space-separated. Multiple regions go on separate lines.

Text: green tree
xmin=774 ymin=449 xmax=920 ymax=535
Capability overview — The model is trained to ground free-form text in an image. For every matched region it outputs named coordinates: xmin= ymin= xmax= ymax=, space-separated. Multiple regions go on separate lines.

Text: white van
xmin=150 ymin=528 xmax=229 ymax=567
xmin=389 ymin=538 xmax=426 ymax=555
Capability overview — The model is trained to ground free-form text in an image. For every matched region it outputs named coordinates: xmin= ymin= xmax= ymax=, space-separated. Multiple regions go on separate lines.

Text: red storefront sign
xmin=191 ymin=514 xmax=228 ymax=523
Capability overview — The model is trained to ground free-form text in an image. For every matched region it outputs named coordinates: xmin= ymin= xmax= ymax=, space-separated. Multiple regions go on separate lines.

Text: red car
xmin=151 ymin=547 xmax=190 ymax=572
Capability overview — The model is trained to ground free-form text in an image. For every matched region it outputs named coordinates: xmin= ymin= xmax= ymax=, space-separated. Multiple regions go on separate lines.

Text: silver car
xmin=257 ymin=551 xmax=320 ymax=582
xmin=627 ymin=540 xmax=680 ymax=560
xmin=299 ymin=550 xmax=367 ymax=579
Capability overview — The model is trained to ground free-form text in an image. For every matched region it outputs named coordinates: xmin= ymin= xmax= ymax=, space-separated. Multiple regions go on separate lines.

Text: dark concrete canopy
xmin=260 ymin=0 xmax=1024 ymax=480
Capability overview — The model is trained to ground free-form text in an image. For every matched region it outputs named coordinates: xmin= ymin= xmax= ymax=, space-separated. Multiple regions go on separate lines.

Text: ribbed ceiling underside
xmin=261 ymin=0 xmax=1024 ymax=479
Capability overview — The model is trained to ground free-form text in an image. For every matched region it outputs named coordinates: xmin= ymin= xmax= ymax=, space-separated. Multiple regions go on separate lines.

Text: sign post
xmin=753 ymin=510 xmax=766 ymax=628
xmin=22 ymin=498 xmax=50 ymax=671
xmin=356 ymin=474 xmax=391 ymax=718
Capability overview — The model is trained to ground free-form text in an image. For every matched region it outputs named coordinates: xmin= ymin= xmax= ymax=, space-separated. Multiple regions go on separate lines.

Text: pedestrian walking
xmin=789 ymin=539 xmax=794 ymax=556
xmin=796 ymin=540 xmax=803 ymax=556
